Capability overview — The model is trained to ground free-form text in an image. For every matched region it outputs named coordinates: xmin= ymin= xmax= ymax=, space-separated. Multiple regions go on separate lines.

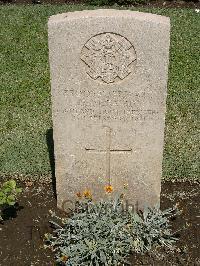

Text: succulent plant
xmin=45 ymin=196 xmax=178 ymax=265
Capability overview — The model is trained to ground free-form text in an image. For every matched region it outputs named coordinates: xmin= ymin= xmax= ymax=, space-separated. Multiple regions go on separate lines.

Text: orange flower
xmin=83 ymin=190 xmax=92 ymax=199
xmin=105 ymin=185 xmax=113 ymax=193
xmin=61 ymin=255 xmax=69 ymax=262
xmin=76 ymin=192 xmax=82 ymax=198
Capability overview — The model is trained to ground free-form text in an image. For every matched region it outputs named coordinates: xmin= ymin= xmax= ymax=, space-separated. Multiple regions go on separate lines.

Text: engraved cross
xmin=85 ymin=126 xmax=132 ymax=185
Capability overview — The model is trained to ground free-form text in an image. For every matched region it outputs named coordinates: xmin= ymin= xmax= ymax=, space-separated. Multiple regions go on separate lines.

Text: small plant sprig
xmin=0 ymin=179 xmax=22 ymax=221
xmin=45 ymin=189 xmax=179 ymax=266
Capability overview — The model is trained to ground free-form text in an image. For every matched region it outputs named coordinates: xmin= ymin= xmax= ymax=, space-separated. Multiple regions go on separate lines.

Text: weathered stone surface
xmin=48 ymin=9 xmax=170 ymax=210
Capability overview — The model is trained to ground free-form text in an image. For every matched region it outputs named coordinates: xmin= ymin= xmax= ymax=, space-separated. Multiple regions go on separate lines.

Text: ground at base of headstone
xmin=0 ymin=178 xmax=199 ymax=265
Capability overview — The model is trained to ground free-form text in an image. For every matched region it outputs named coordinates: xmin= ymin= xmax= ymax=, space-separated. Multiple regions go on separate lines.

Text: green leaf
xmin=8 ymin=180 xmax=16 ymax=189
xmin=0 ymin=191 xmax=5 ymax=198
xmin=7 ymin=195 xmax=16 ymax=206
xmin=0 ymin=198 xmax=6 ymax=205
xmin=15 ymin=188 xmax=22 ymax=194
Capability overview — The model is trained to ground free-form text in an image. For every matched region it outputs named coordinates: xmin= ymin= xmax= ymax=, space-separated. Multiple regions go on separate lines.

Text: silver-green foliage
xmin=129 ymin=206 xmax=178 ymax=253
xmin=45 ymin=197 xmax=178 ymax=265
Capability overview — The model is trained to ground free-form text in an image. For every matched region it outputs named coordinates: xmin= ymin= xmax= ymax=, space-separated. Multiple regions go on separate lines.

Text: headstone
xmin=48 ymin=9 xmax=170 ymax=210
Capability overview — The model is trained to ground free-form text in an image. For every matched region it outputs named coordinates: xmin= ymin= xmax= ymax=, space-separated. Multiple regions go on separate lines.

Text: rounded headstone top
xmin=48 ymin=9 xmax=170 ymax=26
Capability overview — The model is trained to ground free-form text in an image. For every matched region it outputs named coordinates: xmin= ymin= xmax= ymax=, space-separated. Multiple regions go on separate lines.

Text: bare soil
xmin=0 ymin=178 xmax=199 ymax=265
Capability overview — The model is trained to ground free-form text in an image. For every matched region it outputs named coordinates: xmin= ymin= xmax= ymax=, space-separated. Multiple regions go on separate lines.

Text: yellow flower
xmin=83 ymin=190 xmax=92 ymax=199
xmin=61 ymin=255 xmax=69 ymax=262
xmin=105 ymin=185 xmax=113 ymax=193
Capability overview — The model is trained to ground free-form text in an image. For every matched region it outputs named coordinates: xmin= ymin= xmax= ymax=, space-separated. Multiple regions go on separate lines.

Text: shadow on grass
xmin=46 ymin=128 xmax=57 ymax=200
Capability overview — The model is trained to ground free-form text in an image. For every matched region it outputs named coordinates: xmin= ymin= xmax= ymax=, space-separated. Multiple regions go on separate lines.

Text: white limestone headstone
xmin=48 ymin=9 xmax=170 ymax=210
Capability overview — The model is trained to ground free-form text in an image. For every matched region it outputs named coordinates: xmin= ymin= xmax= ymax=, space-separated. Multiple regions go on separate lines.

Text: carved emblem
xmin=81 ymin=33 xmax=137 ymax=84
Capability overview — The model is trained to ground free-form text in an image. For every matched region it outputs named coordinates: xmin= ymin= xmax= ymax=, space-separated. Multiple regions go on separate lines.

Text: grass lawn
xmin=0 ymin=5 xmax=199 ymax=180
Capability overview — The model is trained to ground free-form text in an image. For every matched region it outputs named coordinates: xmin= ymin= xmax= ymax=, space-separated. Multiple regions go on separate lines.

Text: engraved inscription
xmin=56 ymin=88 xmax=159 ymax=122
xmin=81 ymin=33 xmax=136 ymax=84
